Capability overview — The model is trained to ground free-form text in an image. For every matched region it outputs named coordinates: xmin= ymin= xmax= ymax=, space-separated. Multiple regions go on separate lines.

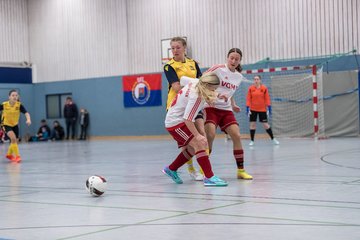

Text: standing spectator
xmin=63 ymin=97 xmax=78 ymax=140
xmin=51 ymin=120 xmax=65 ymax=141
xmin=78 ymin=108 xmax=89 ymax=140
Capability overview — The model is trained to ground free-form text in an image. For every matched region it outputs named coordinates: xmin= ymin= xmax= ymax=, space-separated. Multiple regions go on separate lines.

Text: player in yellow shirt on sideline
xmin=0 ymin=89 xmax=31 ymax=162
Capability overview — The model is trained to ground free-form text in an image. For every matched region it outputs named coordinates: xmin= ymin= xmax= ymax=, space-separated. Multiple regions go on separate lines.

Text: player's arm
xmin=183 ymin=95 xmax=203 ymax=137
xmin=264 ymin=87 xmax=272 ymax=115
xmin=231 ymin=97 xmax=241 ymax=112
xmin=264 ymin=87 xmax=271 ymax=106
xmin=20 ymin=104 xmax=31 ymax=126
xmin=246 ymin=87 xmax=252 ymax=116
xmin=164 ymin=64 xmax=181 ymax=93
xmin=195 ymin=61 xmax=202 ymax=78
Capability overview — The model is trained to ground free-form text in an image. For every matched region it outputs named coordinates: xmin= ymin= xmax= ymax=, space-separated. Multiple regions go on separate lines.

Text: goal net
xmin=233 ymin=66 xmax=325 ymax=138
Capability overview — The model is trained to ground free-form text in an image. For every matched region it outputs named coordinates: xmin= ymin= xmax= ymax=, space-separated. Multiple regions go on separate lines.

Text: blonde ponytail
xmin=196 ymin=72 xmax=220 ymax=104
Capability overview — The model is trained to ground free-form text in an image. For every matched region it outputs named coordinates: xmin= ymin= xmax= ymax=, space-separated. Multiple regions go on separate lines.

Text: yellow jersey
xmin=0 ymin=101 xmax=27 ymax=127
xmin=164 ymin=57 xmax=201 ymax=110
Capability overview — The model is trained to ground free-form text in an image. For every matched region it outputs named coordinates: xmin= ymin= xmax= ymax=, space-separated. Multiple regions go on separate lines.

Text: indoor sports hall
xmin=0 ymin=0 xmax=359 ymax=240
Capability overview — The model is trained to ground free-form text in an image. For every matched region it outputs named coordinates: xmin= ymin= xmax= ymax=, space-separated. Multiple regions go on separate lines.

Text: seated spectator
xmin=51 ymin=120 xmax=65 ymax=141
xmin=30 ymin=119 xmax=51 ymax=142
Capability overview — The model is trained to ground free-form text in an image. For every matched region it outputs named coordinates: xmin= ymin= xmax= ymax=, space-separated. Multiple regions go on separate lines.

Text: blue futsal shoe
xmin=163 ymin=167 xmax=183 ymax=184
xmin=203 ymin=175 xmax=228 ymax=187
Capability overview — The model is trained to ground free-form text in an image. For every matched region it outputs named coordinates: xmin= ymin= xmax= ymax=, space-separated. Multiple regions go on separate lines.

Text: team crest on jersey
xmin=131 ymin=77 xmax=151 ymax=105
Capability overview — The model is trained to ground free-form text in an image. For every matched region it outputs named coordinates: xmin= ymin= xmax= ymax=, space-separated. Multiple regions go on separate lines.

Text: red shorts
xmin=166 ymin=123 xmax=194 ymax=148
xmin=204 ymin=107 xmax=238 ymax=132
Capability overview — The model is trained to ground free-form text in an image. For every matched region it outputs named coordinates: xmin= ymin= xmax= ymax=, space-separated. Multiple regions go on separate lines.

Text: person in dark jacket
xmin=63 ymin=97 xmax=78 ymax=140
xmin=51 ymin=120 xmax=65 ymax=141
xmin=36 ymin=119 xmax=51 ymax=141
xmin=78 ymin=108 xmax=89 ymax=140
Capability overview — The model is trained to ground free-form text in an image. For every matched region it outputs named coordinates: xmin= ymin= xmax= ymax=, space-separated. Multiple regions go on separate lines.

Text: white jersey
xmin=165 ymin=80 xmax=204 ymax=128
xmin=205 ymin=64 xmax=245 ymax=111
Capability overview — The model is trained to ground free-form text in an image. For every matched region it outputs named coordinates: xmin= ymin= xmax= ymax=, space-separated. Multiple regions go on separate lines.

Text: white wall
xmin=0 ymin=0 xmax=29 ymax=64
xmin=1 ymin=0 xmax=359 ymax=81
xmin=127 ymin=0 xmax=360 ymax=74
xmin=28 ymin=0 xmax=128 ymax=82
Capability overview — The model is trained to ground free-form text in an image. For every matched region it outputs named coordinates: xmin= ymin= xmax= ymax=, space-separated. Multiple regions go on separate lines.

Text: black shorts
xmin=249 ymin=111 xmax=268 ymax=123
xmin=195 ymin=110 xmax=204 ymax=120
xmin=2 ymin=125 xmax=19 ymax=138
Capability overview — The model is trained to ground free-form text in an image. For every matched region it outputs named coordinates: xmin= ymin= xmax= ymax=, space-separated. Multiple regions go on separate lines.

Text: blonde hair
xmin=170 ymin=37 xmax=187 ymax=47
xmin=196 ymin=72 xmax=220 ymax=104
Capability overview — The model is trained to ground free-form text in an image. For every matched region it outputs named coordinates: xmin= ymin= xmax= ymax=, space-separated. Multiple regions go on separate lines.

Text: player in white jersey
xmin=204 ymin=48 xmax=253 ymax=180
xmin=163 ymin=72 xmax=228 ymax=187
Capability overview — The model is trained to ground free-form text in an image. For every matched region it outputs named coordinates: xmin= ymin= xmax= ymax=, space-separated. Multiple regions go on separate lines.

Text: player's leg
xmin=4 ymin=126 xmax=21 ymax=162
xmin=187 ymin=136 xmax=227 ymax=187
xmin=260 ymin=112 xmax=279 ymax=145
xmin=226 ymin=124 xmax=253 ymax=180
xmin=163 ymin=124 xmax=195 ymax=184
xmin=249 ymin=111 xmax=258 ymax=146
xmin=186 ymin=116 xmax=206 ymax=180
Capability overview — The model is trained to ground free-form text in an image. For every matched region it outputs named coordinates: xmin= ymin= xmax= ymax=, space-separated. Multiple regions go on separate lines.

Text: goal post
xmin=233 ymin=65 xmax=324 ymax=138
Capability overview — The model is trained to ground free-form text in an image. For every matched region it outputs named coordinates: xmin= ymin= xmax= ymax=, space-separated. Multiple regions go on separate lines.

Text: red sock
xmin=234 ymin=149 xmax=244 ymax=169
xmin=195 ymin=150 xmax=213 ymax=178
xmin=169 ymin=149 xmax=193 ymax=171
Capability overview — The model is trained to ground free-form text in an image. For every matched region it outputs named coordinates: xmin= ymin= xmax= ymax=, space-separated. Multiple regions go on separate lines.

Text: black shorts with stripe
xmin=2 ymin=125 xmax=19 ymax=138
xmin=249 ymin=111 xmax=268 ymax=123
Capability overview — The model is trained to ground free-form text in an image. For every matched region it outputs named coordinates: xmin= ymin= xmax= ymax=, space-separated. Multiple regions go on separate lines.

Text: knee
xmin=206 ymin=130 xmax=216 ymax=141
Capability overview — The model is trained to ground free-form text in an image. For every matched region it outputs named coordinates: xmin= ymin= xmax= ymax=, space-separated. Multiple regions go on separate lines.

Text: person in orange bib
xmin=246 ymin=75 xmax=279 ymax=146
xmin=0 ymin=89 xmax=31 ymax=162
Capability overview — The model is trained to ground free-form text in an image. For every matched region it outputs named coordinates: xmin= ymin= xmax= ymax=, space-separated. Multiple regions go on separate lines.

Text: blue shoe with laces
xmin=163 ymin=167 xmax=183 ymax=184
xmin=203 ymin=175 xmax=228 ymax=187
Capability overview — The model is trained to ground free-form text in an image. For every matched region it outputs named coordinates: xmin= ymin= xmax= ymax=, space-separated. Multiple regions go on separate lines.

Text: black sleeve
xmin=164 ymin=64 xmax=179 ymax=85
xmin=20 ymin=104 xmax=27 ymax=114
xmin=0 ymin=104 xmax=3 ymax=111
xmin=195 ymin=62 xmax=202 ymax=78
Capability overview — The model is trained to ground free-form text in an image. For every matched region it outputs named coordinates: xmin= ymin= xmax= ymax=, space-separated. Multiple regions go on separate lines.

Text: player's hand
xmin=217 ymin=94 xmax=228 ymax=102
xmin=246 ymin=106 xmax=251 ymax=117
xmin=26 ymin=120 xmax=31 ymax=126
xmin=232 ymin=104 xmax=241 ymax=113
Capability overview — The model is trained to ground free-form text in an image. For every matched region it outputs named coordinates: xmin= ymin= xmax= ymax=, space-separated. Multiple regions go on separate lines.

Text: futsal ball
xmin=86 ymin=175 xmax=107 ymax=196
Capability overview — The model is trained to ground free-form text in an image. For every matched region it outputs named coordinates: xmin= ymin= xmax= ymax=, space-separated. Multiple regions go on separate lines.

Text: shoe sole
xmin=237 ymin=176 xmax=253 ymax=180
xmin=204 ymin=183 xmax=228 ymax=187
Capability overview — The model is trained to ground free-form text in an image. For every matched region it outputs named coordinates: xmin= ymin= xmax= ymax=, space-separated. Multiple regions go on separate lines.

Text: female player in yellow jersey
xmin=164 ymin=37 xmax=203 ymax=181
xmin=0 ymin=89 xmax=31 ymax=162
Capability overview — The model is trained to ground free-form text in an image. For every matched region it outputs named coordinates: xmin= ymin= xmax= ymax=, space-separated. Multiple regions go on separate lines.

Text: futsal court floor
xmin=0 ymin=136 xmax=359 ymax=240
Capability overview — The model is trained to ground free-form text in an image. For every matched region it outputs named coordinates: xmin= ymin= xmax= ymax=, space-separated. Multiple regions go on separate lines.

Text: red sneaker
xmin=6 ymin=154 xmax=14 ymax=161
xmin=14 ymin=156 xmax=22 ymax=163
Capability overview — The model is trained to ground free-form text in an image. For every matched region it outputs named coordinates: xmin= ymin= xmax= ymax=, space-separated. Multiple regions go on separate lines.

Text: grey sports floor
xmin=0 ymin=136 xmax=359 ymax=240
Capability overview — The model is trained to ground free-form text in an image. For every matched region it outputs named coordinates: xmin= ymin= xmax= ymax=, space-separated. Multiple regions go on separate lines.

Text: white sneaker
xmin=249 ymin=141 xmax=254 ymax=146
xmin=272 ymin=138 xmax=280 ymax=145
xmin=225 ymin=134 xmax=231 ymax=142
xmin=189 ymin=171 xmax=204 ymax=181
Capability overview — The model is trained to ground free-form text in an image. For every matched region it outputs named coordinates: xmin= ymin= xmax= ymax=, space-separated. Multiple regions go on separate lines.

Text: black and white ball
xmin=86 ymin=175 xmax=107 ymax=196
